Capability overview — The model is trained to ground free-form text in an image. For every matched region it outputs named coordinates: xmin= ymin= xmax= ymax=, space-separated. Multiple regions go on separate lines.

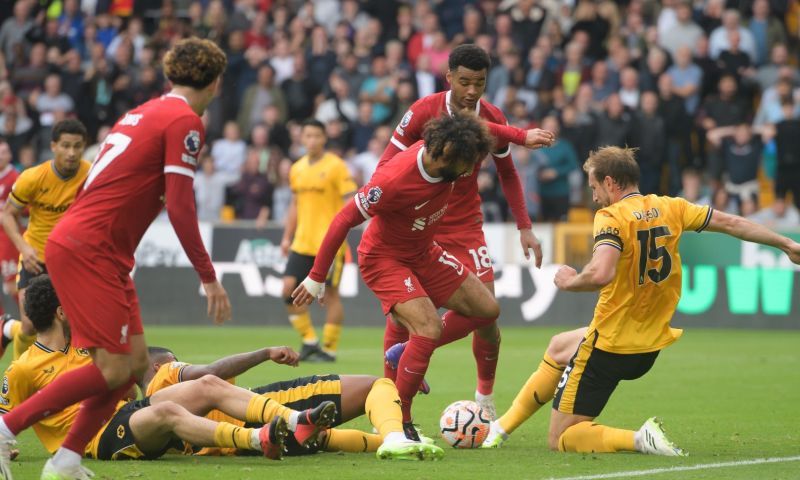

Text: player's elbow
xmin=591 ymin=269 xmax=615 ymax=288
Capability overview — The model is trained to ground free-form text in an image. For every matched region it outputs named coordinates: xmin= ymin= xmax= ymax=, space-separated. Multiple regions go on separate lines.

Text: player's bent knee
xmin=196 ymin=374 xmax=228 ymax=390
xmin=151 ymin=401 xmax=186 ymax=424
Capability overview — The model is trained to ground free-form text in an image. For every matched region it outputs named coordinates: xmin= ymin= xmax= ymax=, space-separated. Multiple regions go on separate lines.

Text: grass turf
xmin=2 ymin=325 xmax=799 ymax=480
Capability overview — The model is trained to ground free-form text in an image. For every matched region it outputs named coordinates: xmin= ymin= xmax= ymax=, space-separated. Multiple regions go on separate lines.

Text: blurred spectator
xmin=618 ymin=67 xmax=640 ymax=110
xmin=526 ymin=46 xmax=556 ymax=93
xmin=194 ymin=153 xmax=232 ymax=223
xmin=754 ymin=44 xmax=799 ymax=92
xmin=350 ymin=102 xmax=375 ymax=154
xmin=307 ymin=25 xmax=337 ymax=93
xmin=83 ymin=125 xmax=111 ymax=163
xmin=629 ymin=92 xmax=666 ymax=195
xmin=238 ymin=63 xmax=287 ymax=134
xmin=772 ymin=103 xmax=800 ymax=210
xmin=659 ymin=1 xmax=703 ymax=58
xmin=753 ymin=77 xmax=800 ymax=127
xmin=699 ymin=75 xmax=750 ymax=133
xmin=282 ymin=54 xmax=318 ymax=122
xmin=707 ymin=124 xmax=762 ymax=215
xmin=12 ymin=42 xmax=48 ymax=99
xmin=667 ymin=46 xmax=703 ymax=115
xmin=0 ymin=1 xmax=33 ymax=63
xmin=271 ymin=158 xmax=293 ymax=223
xmin=709 ymin=10 xmax=756 ymax=61
xmin=746 ymin=0 xmax=787 ymax=66
xmin=679 ymin=168 xmax=712 ymax=206
xmin=534 ymin=115 xmax=578 ymax=222
xmin=315 ymin=73 xmax=358 ymax=125
xmin=595 ymin=93 xmax=630 ymax=147
xmin=212 ymin=121 xmax=247 ymax=180
xmin=658 ymin=74 xmax=692 ymax=194
xmin=717 ymin=30 xmax=753 ymax=79
xmin=388 ymin=80 xmax=416 ymax=128
xmin=359 ymin=56 xmax=396 ymax=124
xmin=560 ymin=104 xmax=595 ymax=164
xmin=350 ymin=134 xmax=382 ymax=186
xmin=58 ymin=0 xmax=85 ymax=54
xmin=589 ymin=61 xmax=615 ymax=104
xmin=748 ymin=199 xmax=800 ymax=228
xmin=639 ymin=47 xmax=669 ymax=92
xmin=33 ymin=74 xmax=75 ymax=127
xmin=407 ymin=13 xmax=440 ymax=68
xmin=557 ymin=42 xmax=589 ymax=99
xmin=231 ymin=149 xmax=273 ymax=227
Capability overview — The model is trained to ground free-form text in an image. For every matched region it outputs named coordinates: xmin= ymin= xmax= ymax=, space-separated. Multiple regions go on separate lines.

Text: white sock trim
xmin=51 ymin=448 xmax=82 ymax=469
xmin=2 ymin=319 xmax=16 ymax=339
xmin=384 ymin=431 xmax=409 ymax=444
xmin=0 ymin=419 xmax=15 ymax=440
xmin=288 ymin=412 xmax=299 ymax=431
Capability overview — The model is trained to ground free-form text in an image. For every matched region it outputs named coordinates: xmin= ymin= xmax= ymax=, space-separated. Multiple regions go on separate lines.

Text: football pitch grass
xmin=2 ymin=325 xmax=799 ymax=480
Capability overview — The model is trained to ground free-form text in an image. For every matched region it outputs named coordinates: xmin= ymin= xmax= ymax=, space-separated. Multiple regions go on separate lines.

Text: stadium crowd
xmin=0 ymin=0 xmax=799 ymax=227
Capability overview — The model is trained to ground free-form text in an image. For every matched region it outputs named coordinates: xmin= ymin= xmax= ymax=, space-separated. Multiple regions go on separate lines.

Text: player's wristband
xmin=301 ymin=277 xmax=325 ymax=299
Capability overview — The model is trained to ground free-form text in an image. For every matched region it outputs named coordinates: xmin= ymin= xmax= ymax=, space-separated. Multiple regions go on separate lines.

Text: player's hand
xmin=291 ymin=277 xmax=325 ymax=306
xmin=784 ymin=241 xmax=800 ymax=265
xmin=267 ymin=346 xmax=300 ymax=367
xmin=524 ymin=128 xmax=555 ymax=149
xmin=554 ymin=265 xmax=578 ymax=290
xmin=21 ymin=244 xmax=44 ymax=274
xmin=519 ymin=228 xmax=543 ymax=268
xmin=280 ymin=238 xmax=291 ymax=257
xmin=202 ymin=280 xmax=232 ymax=325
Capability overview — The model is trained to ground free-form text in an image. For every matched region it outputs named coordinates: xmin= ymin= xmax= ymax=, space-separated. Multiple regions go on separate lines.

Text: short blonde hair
xmin=583 ymin=146 xmax=640 ymax=188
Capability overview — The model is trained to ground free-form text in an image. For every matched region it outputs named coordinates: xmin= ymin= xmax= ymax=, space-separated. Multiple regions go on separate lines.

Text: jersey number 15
xmin=636 ymin=226 xmax=673 ymax=285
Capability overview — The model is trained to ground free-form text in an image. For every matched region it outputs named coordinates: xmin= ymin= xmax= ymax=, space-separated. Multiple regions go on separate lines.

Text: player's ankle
xmin=51 ymin=447 xmax=82 ymax=469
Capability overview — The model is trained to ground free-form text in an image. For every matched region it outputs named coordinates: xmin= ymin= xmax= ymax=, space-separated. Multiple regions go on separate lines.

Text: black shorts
xmin=284 ymin=251 xmax=344 ymax=289
xmin=90 ymin=397 xmax=181 ymax=461
xmin=16 ymin=262 xmax=47 ymax=290
xmin=246 ymin=374 xmax=343 ymax=456
xmin=553 ymin=331 xmax=660 ymax=418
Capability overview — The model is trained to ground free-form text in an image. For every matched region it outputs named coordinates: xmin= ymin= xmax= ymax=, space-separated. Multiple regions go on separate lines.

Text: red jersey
xmin=357 ymin=141 xmax=454 ymax=260
xmin=0 ymin=165 xmax=19 ymax=208
xmin=308 ymin=141 xmax=456 ymax=282
xmin=50 ymin=94 xmax=216 ymax=282
xmin=380 ymin=90 xmax=532 ymax=234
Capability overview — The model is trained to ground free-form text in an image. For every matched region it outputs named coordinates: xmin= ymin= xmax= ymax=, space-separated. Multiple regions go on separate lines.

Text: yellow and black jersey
xmin=0 ymin=343 xmax=92 ymax=453
xmin=589 ymin=193 xmax=712 ymax=354
xmin=289 ymin=152 xmax=356 ymax=256
xmin=8 ymin=160 xmax=91 ymax=261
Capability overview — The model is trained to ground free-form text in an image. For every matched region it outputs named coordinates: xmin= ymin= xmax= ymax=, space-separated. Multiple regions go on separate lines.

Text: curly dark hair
xmin=422 ymin=111 xmax=494 ymax=166
xmin=24 ymin=275 xmax=61 ymax=334
xmin=51 ymin=119 xmax=88 ymax=143
xmin=163 ymin=37 xmax=227 ymax=90
xmin=448 ymin=44 xmax=491 ymax=72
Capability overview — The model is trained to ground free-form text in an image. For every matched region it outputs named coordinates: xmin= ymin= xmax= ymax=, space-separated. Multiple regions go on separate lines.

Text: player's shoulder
xmin=478 ymin=99 xmax=507 ymax=123
xmin=323 ymin=152 xmax=347 ymax=167
xmin=17 ymin=161 xmax=49 ymax=181
xmin=290 ymin=156 xmax=308 ymax=174
xmin=410 ymin=91 xmax=447 ymax=113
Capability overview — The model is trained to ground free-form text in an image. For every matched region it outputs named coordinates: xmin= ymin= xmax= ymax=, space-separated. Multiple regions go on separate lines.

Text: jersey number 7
xmin=636 ymin=226 xmax=673 ymax=285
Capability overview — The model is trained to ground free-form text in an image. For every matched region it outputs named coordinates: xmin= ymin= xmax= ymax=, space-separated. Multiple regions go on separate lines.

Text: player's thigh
xmin=547 ymin=327 xmax=590 ymax=367
xmin=252 ymin=374 xmax=344 ymax=426
xmin=442 ymin=271 xmax=499 ymax=319
xmin=282 ymin=251 xmax=314 ymax=298
xmin=128 ymin=402 xmax=183 ymax=455
xmin=359 ymin=255 xmax=430 ymax=318
xmin=338 ymin=375 xmax=379 ymax=423
xmin=150 ymin=377 xmax=214 ymax=415
xmin=391 ymin=296 xmax=441 ymax=338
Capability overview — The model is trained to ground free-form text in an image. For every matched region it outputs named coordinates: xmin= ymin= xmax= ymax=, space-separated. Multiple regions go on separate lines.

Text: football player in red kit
xmin=380 ymin=44 xmax=554 ymax=418
xmin=0 ymin=38 xmax=233 ymax=480
xmin=293 ymin=113 xmax=497 ymax=442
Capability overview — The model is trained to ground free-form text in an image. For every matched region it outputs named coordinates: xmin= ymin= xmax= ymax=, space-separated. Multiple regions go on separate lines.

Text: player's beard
xmin=440 ymin=167 xmax=463 ymax=182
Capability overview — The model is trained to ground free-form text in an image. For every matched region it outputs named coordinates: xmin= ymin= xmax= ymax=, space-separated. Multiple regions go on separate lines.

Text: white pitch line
xmin=547 ymin=455 xmax=800 ymax=480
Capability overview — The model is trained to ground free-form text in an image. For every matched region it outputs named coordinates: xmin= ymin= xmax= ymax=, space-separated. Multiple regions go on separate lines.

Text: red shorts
xmin=435 ymin=229 xmax=494 ymax=282
xmin=0 ymin=234 xmax=18 ymax=284
xmin=359 ymin=243 xmax=468 ymax=315
xmin=46 ymin=240 xmax=144 ymax=354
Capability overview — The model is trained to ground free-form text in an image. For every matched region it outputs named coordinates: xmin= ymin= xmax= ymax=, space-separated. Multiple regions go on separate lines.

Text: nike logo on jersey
xmin=414 ymin=200 xmax=431 ymax=210
xmin=477 ymin=269 xmax=492 ymax=277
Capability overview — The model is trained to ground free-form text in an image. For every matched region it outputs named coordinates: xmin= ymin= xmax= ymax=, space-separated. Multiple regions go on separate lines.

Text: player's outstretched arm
xmin=706 ymin=210 xmax=800 ymax=264
xmin=180 ymin=346 xmax=300 ymax=382
xmin=292 ymin=199 xmax=366 ymax=306
xmin=484 ymin=122 xmax=555 ymax=149
xmin=1 ymin=201 xmax=42 ymax=274
xmin=554 ymin=244 xmax=621 ymax=292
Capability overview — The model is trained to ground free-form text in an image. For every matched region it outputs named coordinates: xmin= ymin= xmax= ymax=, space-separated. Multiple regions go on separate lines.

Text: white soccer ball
xmin=439 ymin=400 xmax=491 ymax=448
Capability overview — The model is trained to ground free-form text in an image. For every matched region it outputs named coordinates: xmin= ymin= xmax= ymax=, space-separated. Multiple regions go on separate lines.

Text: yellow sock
xmin=289 ymin=312 xmax=317 ymax=343
xmin=213 ymin=422 xmax=256 ymax=450
xmin=498 ymin=353 xmax=564 ymax=434
xmin=364 ymin=378 xmax=404 ymax=439
xmin=324 ymin=429 xmax=382 ymax=452
xmin=558 ymin=421 xmax=636 ymax=453
xmin=245 ymin=395 xmax=294 ymax=424
xmin=322 ymin=323 xmax=342 ymax=354
xmin=12 ymin=322 xmax=35 ymax=360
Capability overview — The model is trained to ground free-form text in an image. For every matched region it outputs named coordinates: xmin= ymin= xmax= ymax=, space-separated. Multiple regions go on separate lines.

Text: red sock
xmin=3 ymin=363 xmax=109 ymax=435
xmin=473 ymin=333 xmax=500 ymax=395
xmin=383 ymin=315 xmax=408 ymax=381
xmin=437 ymin=310 xmax=495 ymax=347
xmin=395 ymin=335 xmax=436 ymax=422
xmin=61 ymin=376 xmax=136 ymax=454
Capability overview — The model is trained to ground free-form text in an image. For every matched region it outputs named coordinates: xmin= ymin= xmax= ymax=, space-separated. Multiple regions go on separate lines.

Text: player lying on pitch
xmin=142 ymin=346 xmax=443 ymax=459
xmin=0 ymin=276 xmax=336 ymax=463
xmin=482 ymin=146 xmax=800 ymax=455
